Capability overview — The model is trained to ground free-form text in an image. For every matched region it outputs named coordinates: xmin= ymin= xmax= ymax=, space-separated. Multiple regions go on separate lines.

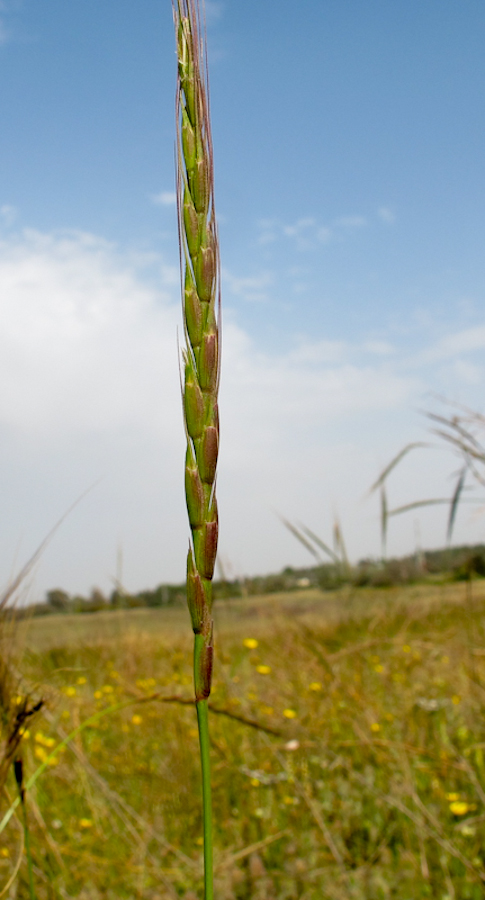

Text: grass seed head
xmin=175 ymin=0 xmax=220 ymax=700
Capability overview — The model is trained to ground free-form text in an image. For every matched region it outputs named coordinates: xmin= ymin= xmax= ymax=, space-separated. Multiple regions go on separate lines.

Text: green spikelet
xmin=175 ymin=0 xmax=220 ymax=705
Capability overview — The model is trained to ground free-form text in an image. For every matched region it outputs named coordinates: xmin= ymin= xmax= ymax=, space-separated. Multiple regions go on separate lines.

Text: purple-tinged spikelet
xmin=174 ymin=0 xmax=220 ymax=702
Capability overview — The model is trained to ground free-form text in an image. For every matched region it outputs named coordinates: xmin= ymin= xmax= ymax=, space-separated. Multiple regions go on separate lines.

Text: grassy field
xmin=2 ymin=579 xmax=485 ymax=899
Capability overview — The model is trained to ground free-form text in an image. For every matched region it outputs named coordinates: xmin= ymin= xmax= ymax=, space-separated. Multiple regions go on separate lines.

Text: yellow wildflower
xmin=449 ymin=801 xmax=471 ymax=816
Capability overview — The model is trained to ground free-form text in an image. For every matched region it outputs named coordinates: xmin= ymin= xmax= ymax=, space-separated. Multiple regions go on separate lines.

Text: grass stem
xmin=14 ymin=759 xmax=36 ymax=900
xmin=195 ymin=694 xmax=213 ymax=900
xmin=20 ymin=794 xmax=36 ymax=900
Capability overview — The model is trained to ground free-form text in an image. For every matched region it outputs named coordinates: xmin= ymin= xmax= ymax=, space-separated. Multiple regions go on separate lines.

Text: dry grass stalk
xmin=0 ymin=504 xmax=87 ymax=798
xmin=369 ymin=400 xmax=485 ymax=550
xmin=0 ymin=581 xmax=43 ymax=800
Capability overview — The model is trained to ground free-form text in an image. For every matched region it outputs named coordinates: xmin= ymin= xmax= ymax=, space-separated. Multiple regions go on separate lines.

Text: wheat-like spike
xmin=175 ymin=0 xmax=220 ymax=703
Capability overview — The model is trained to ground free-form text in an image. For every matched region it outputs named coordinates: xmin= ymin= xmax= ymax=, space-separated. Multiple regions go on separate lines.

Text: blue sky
xmin=0 ymin=0 xmax=484 ymax=599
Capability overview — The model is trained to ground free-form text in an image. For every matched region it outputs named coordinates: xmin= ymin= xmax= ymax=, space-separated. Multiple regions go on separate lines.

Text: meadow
xmin=1 ymin=578 xmax=485 ymax=899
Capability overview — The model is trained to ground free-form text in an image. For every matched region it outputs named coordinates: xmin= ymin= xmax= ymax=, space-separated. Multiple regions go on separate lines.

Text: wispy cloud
xmin=335 ymin=215 xmax=367 ymax=229
xmin=378 ymin=206 xmax=396 ymax=224
xmin=0 ymin=204 xmax=17 ymax=226
xmin=151 ymin=191 xmax=177 ymax=207
xmin=258 ymin=217 xmax=326 ymax=250
xmin=420 ymin=325 xmax=485 ymax=363
xmin=449 ymin=359 xmax=483 ymax=385
xmin=222 ymin=268 xmax=273 ymax=303
xmin=257 ymin=218 xmax=278 ymax=246
xmin=0 ymin=1 xmax=21 ymax=47
xmin=363 ymin=340 xmax=395 ymax=356
xmin=282 ymin=217 xmax=317 ymax=250
xmin=257 ymin=210 xmax=369 ymax=250
xmin=287 ymin=338 xmax=349 ymax=365
xmin=205 ymin=1 xmax=224 ymax=21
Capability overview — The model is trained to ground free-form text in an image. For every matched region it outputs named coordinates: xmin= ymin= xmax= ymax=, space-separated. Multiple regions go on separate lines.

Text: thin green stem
xmin=195 ymin=689 xmax=213 ymax=899
xmin=22 ymin=803 xmax=36 ymax=900
xmin=19 ymin=791 xmax=36 ymax=900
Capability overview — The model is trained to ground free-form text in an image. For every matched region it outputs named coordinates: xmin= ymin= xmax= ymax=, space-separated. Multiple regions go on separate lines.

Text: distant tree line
xmin=26 ymin=543 xmax=485 ymax=617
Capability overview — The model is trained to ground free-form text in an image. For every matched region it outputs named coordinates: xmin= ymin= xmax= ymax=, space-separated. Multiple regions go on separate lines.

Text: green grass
xmin=2 ymin=580 xmax=485 ymax=899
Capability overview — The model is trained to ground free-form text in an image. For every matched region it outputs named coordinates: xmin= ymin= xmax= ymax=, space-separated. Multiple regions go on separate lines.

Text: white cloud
xmin=335 ymin=215 xmax=367 ymax=229
xmin=257 ymin=210 xmax=370 ymax=251
xmin=378 ymin=206 xmax=396 ymax=224
xmin=0 ymin=1 xmax=22 ymax=47
xmin=0 ymin=228 xmax=180 ymax=434
xmin=257 ymin=218 xmax=278 ymax=246
xmin=151 ymin=191 xmax=177 ymax=206
xmin=317 ymin=226 xmax=332 ymax=243
xmin=287 ymin=338 xmax=349 ymax=365
xmin=221 ymin=331 xmax=418 ymax=432
xmin=449 ymin=359 xmax=483 ymax=385
xmin=204 ymin=1 xmax=224 ymax=21
xmin=0 ymin=228 xmax=186 ymax=599
xmin=283 ymin=217 xmax=316 ymax=238
xmin=260 ymin=216 xmax=326 ymax=251
xmin=363 ymin=340 xmax=395 ymax=356
xmin=222 ymin=268 xmax=273 ymax=303
xmin=0 ymin=17 xmax=9 ymax=46
xmin=420 ymin=325 xmax=485 ymax=363
xmin=0 ymin=204 xmax=17 ymax=226
xmin=0 ymin=226 xmax=483 ymax=601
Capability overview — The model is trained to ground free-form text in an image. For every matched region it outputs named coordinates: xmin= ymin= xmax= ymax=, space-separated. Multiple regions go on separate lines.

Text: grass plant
xmin=174 ymin=0 xmax=220 ymax=896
